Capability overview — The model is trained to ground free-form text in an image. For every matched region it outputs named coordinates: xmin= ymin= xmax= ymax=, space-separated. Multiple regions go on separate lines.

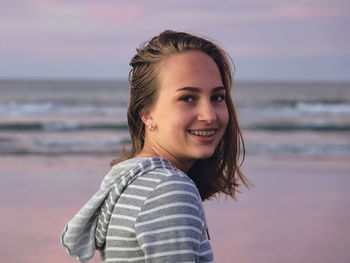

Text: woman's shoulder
xmin=140 ymin=159 xmax=196 ymax=186
xmin=110 ymin=157 xmax=199 ymax=198
xmin=137 ymin=169 xmax=200 ymax=207
xmin=113 ymin=157 xmax=194 ymax=183
xmin=142 ymin=167 xmax=197 ymax=191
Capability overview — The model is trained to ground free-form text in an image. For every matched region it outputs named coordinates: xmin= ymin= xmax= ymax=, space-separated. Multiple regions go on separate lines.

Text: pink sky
xmin=1 ymin=0 xmax=349 ymax=81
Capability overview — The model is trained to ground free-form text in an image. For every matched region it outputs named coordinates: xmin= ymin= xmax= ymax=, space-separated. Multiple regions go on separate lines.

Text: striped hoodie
xmin=61 ymin=157 xmax=213 ymax=263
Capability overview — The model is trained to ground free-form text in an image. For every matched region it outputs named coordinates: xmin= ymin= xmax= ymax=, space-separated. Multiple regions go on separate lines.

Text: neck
xmin=136 ymin=146 xmax=194 ymax=173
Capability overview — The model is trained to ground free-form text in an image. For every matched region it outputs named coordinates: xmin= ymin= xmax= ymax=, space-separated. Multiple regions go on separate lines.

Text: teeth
xmin=189 ymin=130 xmax=216 ymax=137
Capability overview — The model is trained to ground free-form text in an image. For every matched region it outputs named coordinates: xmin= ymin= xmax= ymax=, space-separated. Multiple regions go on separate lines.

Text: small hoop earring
xmin=148 ymin=125 xmax=155 ymax=131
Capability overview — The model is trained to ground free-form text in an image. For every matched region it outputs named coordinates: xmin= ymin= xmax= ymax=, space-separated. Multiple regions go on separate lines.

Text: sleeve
xmin=135 ymin=175 xmax=213 ymax=263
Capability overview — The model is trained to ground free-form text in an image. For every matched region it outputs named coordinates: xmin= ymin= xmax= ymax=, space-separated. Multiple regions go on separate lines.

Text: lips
xmin=188 ymin=129 xmax=217 ymax=137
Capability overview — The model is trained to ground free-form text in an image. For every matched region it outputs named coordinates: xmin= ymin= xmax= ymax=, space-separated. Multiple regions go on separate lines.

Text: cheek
xmin=167 ymin=109 xmax=191 ymax=126
xmin=157 ymin=109 xmax=189 ymax=135
xmin=220 ymin=107 xmax=229 ymax=127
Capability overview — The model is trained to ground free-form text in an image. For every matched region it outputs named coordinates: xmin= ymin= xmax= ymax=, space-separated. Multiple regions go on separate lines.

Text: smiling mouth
xmin=188 ymin=130 xmax=217 ymax=137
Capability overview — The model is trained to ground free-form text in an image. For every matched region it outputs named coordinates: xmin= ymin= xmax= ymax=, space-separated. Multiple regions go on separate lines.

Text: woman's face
xmin=142 ymin=50 xmax=229 ymax=169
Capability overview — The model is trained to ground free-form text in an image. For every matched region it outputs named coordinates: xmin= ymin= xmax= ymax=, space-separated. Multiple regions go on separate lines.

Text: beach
xmin=1 ymin=154 xmax=349 ymax=262
xmin=0 ymin=79 xmax=350 ymax=262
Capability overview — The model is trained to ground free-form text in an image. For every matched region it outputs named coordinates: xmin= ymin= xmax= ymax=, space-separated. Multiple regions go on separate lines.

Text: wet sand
xmin=0 ymin=154 xmax=349 ymax=263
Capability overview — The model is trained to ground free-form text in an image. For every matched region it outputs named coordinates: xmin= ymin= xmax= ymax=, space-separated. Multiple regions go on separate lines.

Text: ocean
xmin=1 ymin=79 xmax=350 ymax=157
xmin=1 ymin=79 xmax=350 ymax=263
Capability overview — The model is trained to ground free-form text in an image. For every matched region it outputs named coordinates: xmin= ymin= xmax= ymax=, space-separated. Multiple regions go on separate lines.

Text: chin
xmin=192 ymin=149 xmax=216 ymax=160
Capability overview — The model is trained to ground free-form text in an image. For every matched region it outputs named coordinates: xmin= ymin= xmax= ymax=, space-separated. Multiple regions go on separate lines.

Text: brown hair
xmin=111 ymin=30 xmax=251 ymax=200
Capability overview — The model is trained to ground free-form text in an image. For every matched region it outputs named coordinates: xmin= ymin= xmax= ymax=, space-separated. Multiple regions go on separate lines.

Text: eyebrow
xmin=176 ymin=86 xmax=225 ymax=92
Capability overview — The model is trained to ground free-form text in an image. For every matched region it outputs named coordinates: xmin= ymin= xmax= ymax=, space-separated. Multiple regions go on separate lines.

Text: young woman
xmin=61 ymin=30 xmax=250 ymax=263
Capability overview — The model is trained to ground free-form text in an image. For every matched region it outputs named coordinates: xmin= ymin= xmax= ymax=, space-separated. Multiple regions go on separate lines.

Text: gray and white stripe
xmin=61 ymin=157 xmax=213 ymax=263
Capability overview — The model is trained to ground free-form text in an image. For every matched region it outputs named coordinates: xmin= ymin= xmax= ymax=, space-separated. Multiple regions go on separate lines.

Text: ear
xmin=139 ymin=108 xmax=153 ymax=127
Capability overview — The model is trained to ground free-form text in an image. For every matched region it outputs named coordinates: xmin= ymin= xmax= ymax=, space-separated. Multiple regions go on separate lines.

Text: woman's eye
xmin=212 ymin=94 xmax=225 ymax=102
xmin=180 ymin=95 xmax=194 ymax=103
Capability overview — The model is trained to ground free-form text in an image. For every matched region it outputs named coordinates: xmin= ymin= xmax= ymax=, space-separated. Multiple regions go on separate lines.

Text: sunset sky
xmin=1 ymin=0 xmax=349 ymax=81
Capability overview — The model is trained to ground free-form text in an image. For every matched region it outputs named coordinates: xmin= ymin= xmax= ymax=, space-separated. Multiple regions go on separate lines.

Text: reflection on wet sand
xmin=0 ymin=155 xmax=349 ymax=263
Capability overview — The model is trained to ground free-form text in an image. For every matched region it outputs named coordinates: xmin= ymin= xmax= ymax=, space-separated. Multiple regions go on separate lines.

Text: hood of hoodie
xmin=61 ymin=157 xmax=177 ymax=263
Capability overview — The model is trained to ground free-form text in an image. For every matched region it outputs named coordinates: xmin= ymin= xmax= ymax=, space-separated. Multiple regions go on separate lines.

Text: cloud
xmin=270 ymin=4 xmax=343 ymax=20
xmin=155 ymin=4 xmax=345 ymax=24
xmin=88 ymin=3 xmax=145 ymax=23
xmin=0 ymin=0 xmax=349 ymax=79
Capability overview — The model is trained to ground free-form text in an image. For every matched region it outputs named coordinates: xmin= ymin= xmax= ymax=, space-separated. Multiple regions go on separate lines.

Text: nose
xmin=197 ymin=100 xmax=217 ymax=123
